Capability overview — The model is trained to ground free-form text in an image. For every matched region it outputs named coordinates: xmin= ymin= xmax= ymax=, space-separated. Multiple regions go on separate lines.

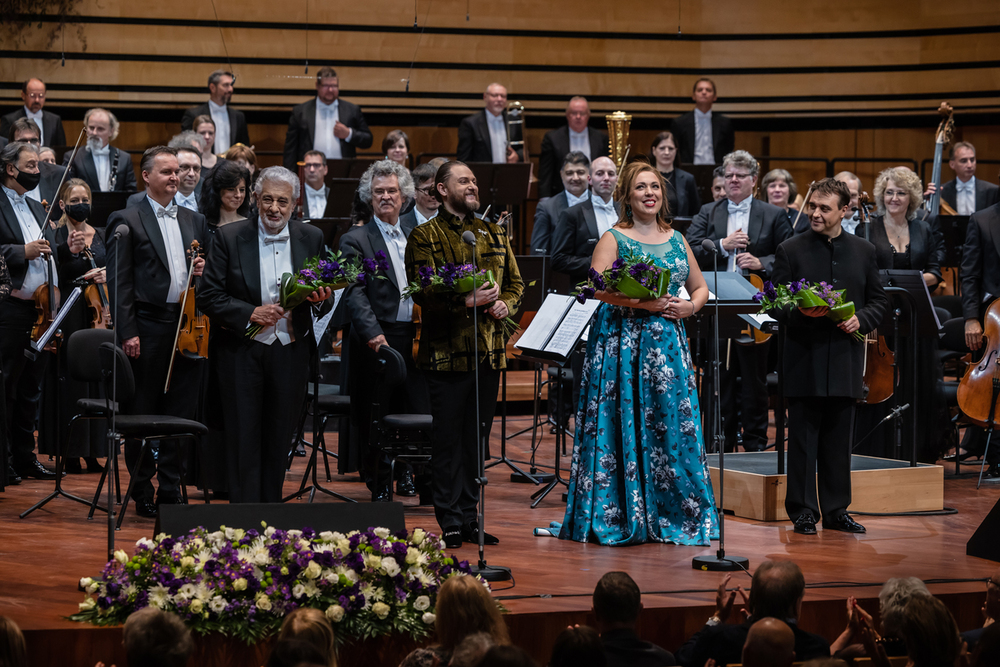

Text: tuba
xmin=507 ymin=101 xmax=526 ymax=160
xmin=606 ymin=111 xmax=632 ymax=169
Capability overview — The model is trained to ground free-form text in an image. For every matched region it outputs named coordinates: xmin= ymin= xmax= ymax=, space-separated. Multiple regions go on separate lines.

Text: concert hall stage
xmin=0 ymin=417 xmax=997 ymax=667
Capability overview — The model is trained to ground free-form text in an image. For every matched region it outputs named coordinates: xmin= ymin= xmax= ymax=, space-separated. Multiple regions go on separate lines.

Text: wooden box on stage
xmin=707 ymin=453 xmax=944 ymax=522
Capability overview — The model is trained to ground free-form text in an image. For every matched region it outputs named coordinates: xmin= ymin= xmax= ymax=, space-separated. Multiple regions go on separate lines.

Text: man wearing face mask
xmin=0 ymin=141 xmax=61 ymax=483
xmin=64 ymin=108 xmax=137 ymax=193
xmin=106 ymin=146 xmax=209 ymax=518
xmin=530 ymin=151 xmax=591 ymax=256
xmin=198 ymin=166 xmax=334 ymax=503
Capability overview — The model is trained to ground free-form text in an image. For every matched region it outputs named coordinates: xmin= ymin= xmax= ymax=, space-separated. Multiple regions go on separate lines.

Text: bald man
xmin=0 ymin=78 xmax=66 ymax=148
xmin=538 ymin=97 xmax=609 ymax=199
xmin=456 ymin=83 xmax=522 ymax=164
xmin=742 ymin=618 xmax=795 ymax=667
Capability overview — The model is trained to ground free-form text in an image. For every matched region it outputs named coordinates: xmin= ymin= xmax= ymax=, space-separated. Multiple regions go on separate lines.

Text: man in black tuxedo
xmin=181 ymin=70 xmax=250 ymax=154
xmin=670 ymin=78 xmax=735 ymax=166
xmin=126 ymin=146 xmax=202 ymax=212
xmin=770 ymin=178 xmax=887 ymax=534
xmin=689 ymin=150 xmax=792 ymax=454
xmin=339 ymin=160 xmax=429 ymax=500
xmin=538 ymin=97 xmax=609 ymax=199
xmin=456 ymin=83 xmax=523 ymax=164
xmin=530 ymin=151 xmax=591 ymax=256
xmin=940 ymin=142 xmax=1000 ymax=215
xmin=198 ymin=166 xmax=334 ymax=503
xmin=552 ymin=156 xmax=619 ymax=285
xmin=0 ymin=141 xmax=63 ymax=483
xmin=0 ymin=79 xmax=66 ymax=148
xmin=400 ymin=162 xmax=440 ymax=228
xmin=300 ymin=150 xmax=330 ymax=219
xmin=282 ymin=67 xmax=373 ymax=171
xmin=106 ymin=146 xmax=209 ymax=518
xmin=64 ymin=108 xmax=137 ymax=193
xmin=7 ymin=118 xmax=66 ymax=207
xmin=593 ymin=571 xmax=676 ymax=667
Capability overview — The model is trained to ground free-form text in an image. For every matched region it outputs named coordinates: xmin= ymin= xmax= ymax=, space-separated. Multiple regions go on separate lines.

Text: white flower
xmin=209 ymin=596 xmax=227 ymax=613
xmin=113 ymin=550 xmax=129 ymax=564
xmin=78 ymin=597 xmax=96 ymax=612
xmin=180 ymin=556 xmax=195 ymax=570
xmin=172 ymin=543 xmax=184 ymax=554
xmin=292 ymin=584 xmax=306 ymax=599
xmin=189 ymin=599 xmax=204 ymax=614
xmin=253 ymin=551 xmax=270 ymax=566
xmin=319 ymin=531 xmax=335 ymax=541
xmin=411 ymin=528 xmax=426 ymax=545
xmin=264 ymin=526 xmax=277 ymax=538
xmin=365 ymin=554 xmax=382 ymax=570
xmin=255 ymin=594 xmax=272 ymax=611
xmin=374 ymin=527 xmax=390 ymax=539
xmin=413 ymin=595 xmax=430 ymax=611
xmin=325 ymin=605 xmax=345 ymax=622
xmin=148 ymin=585 xmax=171 ymax=609
xmin=422 ymin=612 xmax=436 ymax=624
xmin=177 ymin=583 xmax=198 ymax=600
xmin=372 ymin=601 xmax=390 ymax=619
xmin=303 ymin=581 xmax=320 ymax=598
xmin=381 ymin=557 xmax=401 ymax=577
xmin=287 ymin=529 xmax=303 ymax=539
xmin=233 ymin=578 xmax=247 ymax=591
xmin=135 ymin=538 xmax=155 ymax=550
xmin=303 ymin=560 xmax=322 ymax=579
xmin=79 ymin=577 xmax=93 ymax=589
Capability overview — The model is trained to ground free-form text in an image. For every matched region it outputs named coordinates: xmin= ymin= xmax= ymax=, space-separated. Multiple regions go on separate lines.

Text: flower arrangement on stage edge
xmin=402 ymin=264 xmax=519 ymax=338
xmin=245 ymin=250 xmax=389 ymax=338
xmin=753 ymin=279 xmax=862 ymax=341
xmin=70 ymin=525 xmax=485 ymax=646
xmin=572 ymin=248 xmax=671 ymax=304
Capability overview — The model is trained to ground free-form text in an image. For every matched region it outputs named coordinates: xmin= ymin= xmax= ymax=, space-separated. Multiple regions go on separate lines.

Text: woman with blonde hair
xmin=276 ymin=607 xmax=337 ymax=667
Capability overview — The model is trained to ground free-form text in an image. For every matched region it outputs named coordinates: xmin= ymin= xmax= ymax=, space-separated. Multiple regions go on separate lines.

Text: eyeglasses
xmin=415 ymin=187 xmax=435 ymax=196
xmin=884 ymin=190 xmax=909 ymax=200
xmin=373 ymin=188 xmax=400 ymax=197
xmin=25 ymin=93 xmax=45 ymax=100
xmin=725 ymin=173 xmax=752 ymax=181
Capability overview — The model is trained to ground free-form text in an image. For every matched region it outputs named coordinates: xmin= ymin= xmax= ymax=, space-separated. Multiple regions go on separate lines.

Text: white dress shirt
xmin=24 ymin=107 xmax=44 ymax=146
xmin=4 ymin=185 xmax=55 ymax=299
xmin=256 ymin=220 xmax=294 ymax=345
xmin=146 ymin=196 xmax=189 ymax=303
xmin=486 ymin=111 xmax=507 ymax=164
xmin=565 ymin=189 xmax=590 ymax=209
xmin=842 ymin=212 xmax=860 ymax=236
xmin=956 ymin=177 xmax=977 ymax=216
xmin=568 ymin=128 xmax=591 ymax=157
xmin=374 ymin=215 xmax=412 ymax=323
xmin=592 ymin=195 xmax=617 ymax=237
xmin=91 ymin=145 xmax=111 ymax=192
xmin=174 ymin=190 xmax=198 ymax=212
xmin=414 ymin=207 xmax=433 ymax=226
xmin=722 ymin=196 xmax=752 ymax=272
xmin=305 ymin=183 xmax=327 ymax=219
xmin=314 ymin=98 xmax=351 ymax=160
xmin=208 ymin=100 xmax=231 ymax=154
xmin=693 ymin=108 xmax=715 ymax=165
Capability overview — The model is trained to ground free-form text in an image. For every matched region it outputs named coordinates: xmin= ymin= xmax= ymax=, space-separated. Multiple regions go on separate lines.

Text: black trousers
xmin=126 ymin=311 xmax=204 ymax=502
xmin=785 ymin=396 xmax=855 ymax=521
xmin=425 ymin=365 xmax=500 ymax=530
xmin=720 ymin=338 xmax=770 ymax=452
xmin=0 ymin=298 xmax=49 ymax=468
xmin=214 ymin=333 xmax=310 ymax=503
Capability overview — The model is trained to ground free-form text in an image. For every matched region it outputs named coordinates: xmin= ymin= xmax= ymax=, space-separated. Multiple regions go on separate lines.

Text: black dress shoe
xmin=64 ymin=458 xmax=84 ymax=474
xmin=6 ymin=466 xmax=21 ymax=485
xmin=371 ymin=486 xmax=391 ymax=502
xmin=156 ymin=495 xmax=183 ymax=506
xmin=983 ymin=464 xmax=1000 ymax=479
xmin=442 ymin=526 xmax=463 ymax=549
xmin=84 ymin=457 xmax=105 ymax=473
xmin=395 ymin=471 xmax=417 ymax=497
xmin=135 ymin=500 xmax=158 ymax=518
xmin=462 ymin=522 xmax=500 ymax=545
xmin=793 ymin=514 xmax=817 ymax=535
xmin=16 ymin=459 xmax=61 ymax=479
xmin=822 ymin=514 xmax=866 ymax=533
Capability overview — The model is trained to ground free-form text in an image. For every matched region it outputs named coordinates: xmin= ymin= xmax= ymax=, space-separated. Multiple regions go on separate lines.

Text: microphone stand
xmin=107 ymin=224 xmax=129 ymax=556
xmin=693 ymin=239 xmax=749 ymax=572
xmin=462 ymin=229 xmax=511 ymax=583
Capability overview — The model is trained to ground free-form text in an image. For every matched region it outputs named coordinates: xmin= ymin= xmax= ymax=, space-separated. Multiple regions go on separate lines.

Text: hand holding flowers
xmin=754 ymin=279 xmax=863 ymax=341
xmin=573 ymin=248 xmax=671 ymax=305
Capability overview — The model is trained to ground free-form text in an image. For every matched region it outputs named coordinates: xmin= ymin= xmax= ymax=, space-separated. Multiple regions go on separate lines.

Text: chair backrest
xmin=375 ymin=344 xmax=407 ymax=390
xmin=98 ymin=342 xmax=135 ymax=404
xmin=67 ymin=329 xmax=116 ymax=383
xmin=939 ymin=316 xmax=970 ymax=353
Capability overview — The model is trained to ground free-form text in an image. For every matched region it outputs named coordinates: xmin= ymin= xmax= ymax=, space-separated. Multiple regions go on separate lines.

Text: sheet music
xmin=543 ymin=299 xmax=601 ymax=357
xmin=311 ymin=287 xmax=343 ymax=346
xmin=742 ymin=312 xmax=775 ymax=329
xmin=515 ymin=294 xmax=574 ymax=351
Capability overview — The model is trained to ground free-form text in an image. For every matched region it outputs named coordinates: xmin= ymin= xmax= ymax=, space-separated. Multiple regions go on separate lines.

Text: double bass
xmin=926 ymin=102 xmax=958 ymax=217
xmin=164 ymin=241 xmax=209 ymax=392
xmin=858 ymin=192 xmax=894 ymax=404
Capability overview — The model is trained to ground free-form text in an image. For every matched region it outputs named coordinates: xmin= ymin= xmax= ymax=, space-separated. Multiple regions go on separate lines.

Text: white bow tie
xmin=957 ymin=182 xmax=974 ymax=193
xmin=156 ymin=204 xmax=178 ymax=220
xmin=91 ymin=145 xmax=110 ymax=157
xmin=263 ymin=234 xmax=289 ymax=245
xmin=728 ymin=199 xmax=751 ymax=215
xmin=593 ymin=198 xmax=615 ymax=212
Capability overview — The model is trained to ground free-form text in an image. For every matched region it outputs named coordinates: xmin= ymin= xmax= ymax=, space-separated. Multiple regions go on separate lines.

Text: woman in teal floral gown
xmin=559 ymin=161 xmax=720 ymax=546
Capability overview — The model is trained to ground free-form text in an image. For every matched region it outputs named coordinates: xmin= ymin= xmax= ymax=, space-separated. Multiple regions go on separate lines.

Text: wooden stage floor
xmin=1 ymin=415 xmax=999 ymax=666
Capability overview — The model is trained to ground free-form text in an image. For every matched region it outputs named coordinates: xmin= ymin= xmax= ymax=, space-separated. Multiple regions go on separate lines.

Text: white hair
xmin=357 ymin=159 xmax=414 ymax=205
xmin=254 ymin=166 xmax=299 ymax=197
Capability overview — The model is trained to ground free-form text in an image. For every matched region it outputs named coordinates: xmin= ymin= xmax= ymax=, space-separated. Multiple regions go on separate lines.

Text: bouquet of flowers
xmin=753 ymin=279 xmax=862 ymax=341
xmin=246 ymin=250 xmax=389 ymax=338
xmin=572 ymin=248 xmax=671 ymax=304
xmin=401 ymin=263 xmax=519 ymax=338
xmin=70 ymin=524 xmax=487 ymax=645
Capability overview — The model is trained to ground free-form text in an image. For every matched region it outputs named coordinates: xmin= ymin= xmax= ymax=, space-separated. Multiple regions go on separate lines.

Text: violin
xmin=858 ymin=192 xmax=894 ymax=404
xmin=957 ymin=298 xmax=1000 ymax=429
xmin=165 ymin=240 xmax=209 ymax=393
xmin=81 ymin=246 xmax=111 ymax=329
xmin=30 ymin=249 xmax=60 ymax=353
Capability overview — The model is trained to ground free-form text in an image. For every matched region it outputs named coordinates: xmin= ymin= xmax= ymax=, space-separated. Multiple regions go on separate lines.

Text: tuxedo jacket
xmin=38 ymin=161 xmax=66 ymax=206
xmin=196 ymin=218 xmax=327 ymax=340
xmin=537 ymin=125 xmax=609 ymax=198
xmin=0 ymin=108 xmax=66 ymax=147
xmin=688 ymin=198 xmax=793 ymax=276
xmin=456 ymin=110 xmax=524 ymax=163
xmin=941 ymin=178 xmax=1000 ymax=213
xmin=64 ymin=146 xmax=138 ymax=193
xmin=181 ymin=102 xmax=250 ymax=149
xmin=529 ymin=190 xmax=572 ymax=255
xmin=282 ymin=98 xmax=373 ymax=171
xmin=0 ymin=192 xmax=57 ymax=291
xmin=666 ymin=167 xmax=701 ymax=217
xmin=670 ymin=110 xmax=735 ymax=165
xmin=551 ymin=197 xmax=620 ymax=284
xmin=676 ymin=619 xmax=829 ymax=667
xmin=961 ymin=203 xmax=1000 ymax=320
xmin=302 ymin=184 xmax=331 ymax=219
xmin=105 ymin=199 xmax=209 ymax=341
xmin=338 ymin=217 xmax=417 ymax=342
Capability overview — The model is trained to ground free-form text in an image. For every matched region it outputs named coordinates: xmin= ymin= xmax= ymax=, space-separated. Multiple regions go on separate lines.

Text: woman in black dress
xmin=761 ymin=168 xmax=801 ymax=232
xmin=649 ymin=131 xmax=701 ymax=218
xmin=201 ymin=160 xmax=251 ymax=231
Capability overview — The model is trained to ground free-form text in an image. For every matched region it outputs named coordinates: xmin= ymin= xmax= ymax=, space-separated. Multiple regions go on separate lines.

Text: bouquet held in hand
xmin=572 ymin=248 xmax=671 ymax=304
xmin=401 ymin=263 xmax=518 ymax=337
xmin=753 ymin=279 xmax=862 ymax=341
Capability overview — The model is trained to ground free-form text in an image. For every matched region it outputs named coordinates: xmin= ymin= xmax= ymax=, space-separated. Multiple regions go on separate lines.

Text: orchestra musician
xmin=649 ymin=131 xmax=701 ymax=217
xmin=456 ymin=84 xmax=522 ymax=164
xmin=63 ymin=108 xmax=137 ymax=193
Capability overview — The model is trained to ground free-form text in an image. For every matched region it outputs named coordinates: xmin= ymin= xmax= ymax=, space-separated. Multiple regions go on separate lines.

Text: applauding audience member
xmin=592 ymin=572 xmax=675 ymax=667
xmin=741 ymin=618 xmax=795 ymax=667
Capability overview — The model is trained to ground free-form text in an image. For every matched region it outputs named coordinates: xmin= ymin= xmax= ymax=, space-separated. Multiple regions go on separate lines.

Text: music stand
xmin=934 ymin=215 xmax=970 ymax=268
xmin=89 ymin=192 xmax=131 ymax=229
xmin=321 ymin=178 xmax=360 ymax=219
xmin=324 ymin=158 xmax=379 ymax=179
xmin=670 ymin=216 xmax=694 ymax=237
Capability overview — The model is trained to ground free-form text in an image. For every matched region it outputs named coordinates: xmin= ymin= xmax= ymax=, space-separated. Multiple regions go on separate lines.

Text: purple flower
xmin=417 ymin=265 xmax=435 ymax=288
xmin=587 ymin=268 xmax=607 ymax=291
xmin=299 ymin=268 xmax=318 ymax=282
xmin=763 ymin=281 xmax=777 ymax=300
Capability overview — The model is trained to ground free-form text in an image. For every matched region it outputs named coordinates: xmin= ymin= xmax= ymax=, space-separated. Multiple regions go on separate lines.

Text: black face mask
xmin=12 ymin=167 xmax=40 ymax=192
xmin=66 ymin=203 xmax=91 ymax=222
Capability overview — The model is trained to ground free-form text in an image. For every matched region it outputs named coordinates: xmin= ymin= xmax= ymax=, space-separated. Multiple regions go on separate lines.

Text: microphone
xmin=701 ymin=238 xmax=718 ymax=254
xmin=878 ymin=403 xmax=911 ymax=426
xmin=462 ymin=230 xmax=477 ymax=247
xmin=113 ymin=225 xmax=130 ymax=240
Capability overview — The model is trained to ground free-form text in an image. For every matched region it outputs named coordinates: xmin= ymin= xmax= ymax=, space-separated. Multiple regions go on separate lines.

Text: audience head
xmin=140 ymin=146 xmax=180 ymax=205
xmin=614 ymin=161 xmax=671 ymax=230
xmin=435 ymin=161 xmax=480 ymax=218
xmin=276 ymin=608 xmax=336 ymax=667
xmin=207 ymin=69 xmax=235 ymax=106
xmin=560 ymin=151 xmax=591 ymax=198
xmin=949 ymin=141 xmax=977 ymax=182
xmin=721 ymin=150 xmax=759 ymax=204
xmin=224 ymin=143 xmax=257 ymax=178
xmin=805 ymin=177 xmax=850 ymax=237
xmin=122 ymin=607 xmax=194 ymax=667
xmin=303 ymin=150 xmax=328 ymax=190
xmin=434 ymin=574 xmax=509 ymax=652
xmin=748 ymin=560 xmax=805 ymax=622
xmin=590 ymin=157 xmax=618 ymax=203
xmin=549 ymin=625 xmax=606 ymax=667
xmin=427 ymin=156 xmax=449 ymax=171
xmin=566 ymin=97 xmax=591 ymax=133
xmin=38 ymin=147 xmax=56 ymax=165
xmin=1 ymin=142 xmax=40 ymax=195
xmin=84 ymin=108 xmax=119 ymax=149
xmin=169 ymin=130 xmax=207 ymax=155
xmin=316 ymin=66 xmax=339 ymax=105
xmin=21 ymin=78 xmax=47 ymax=114
xmin=711 ymin=166 xmax=726 ymax=201
xmin=878 ymin=576 xmax=930 ymax=639
xmin=741 ymin=617 xmax=795 ymax=667
xmin=57 ymin=178 xmax=93 ymax=227
xmin=897 ymin=595 xmax=961 ymax=667
xmin=193 ymin=115 xmax=216 ymax=154
xmin=484 ymin=83 xmax=508 ymax=117
xmin=202 ymin=160 xmax=250 ymax=225
xmin=692 ymin=78 xmax=717 ymax=111
xmin=833 ymin=171 xmax=862 ymax=212
xmin=478 ymin=645 xmax=537 ymax=667
xmin=254 ymin=166 xmax=298 ymax=233
xmin=382 ymin=130 xmax=410 ymax=166
xmin=592 ymin=571 xmax=641 ymax=631
xmin=449 ymin=632 xmax=495 ymax=667
xmin=761 ymin=169 xmax=798 ymax=209
xmin=971 ymin=622 xmax=1000 ymax=667
xmin=8 ymin=117 xmax=40 ymax=145
xmin=874 ymin=166 xmax=922 ymax=220
xmin=0 ymin=616 xmax=27 ymax=667
xmin=411 ymin=162 xmax=440 ymax=216
xmin=266 ymin=638 xmax=327 ymax=667
xmin=649 ymin=131 xmax=678 ymax=172
xmin=357 ymin=159 xmax=414 ymax=224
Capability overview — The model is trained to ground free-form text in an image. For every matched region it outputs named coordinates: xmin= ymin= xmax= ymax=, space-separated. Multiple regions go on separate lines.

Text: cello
xmin=957 ymin=298 xmax=1000 ymax=429
xmin=164 ymin=240 xmax=209 ymax=392
xmin=858 ymin=192 xmax=894 ymax=404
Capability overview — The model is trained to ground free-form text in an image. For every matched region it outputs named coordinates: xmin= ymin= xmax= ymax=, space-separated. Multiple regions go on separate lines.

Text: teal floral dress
xmin=558 ymin=229 xmax=720 ymax=546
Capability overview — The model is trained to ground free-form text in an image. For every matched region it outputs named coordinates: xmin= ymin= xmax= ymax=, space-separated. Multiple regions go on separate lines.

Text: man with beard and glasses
xmin=64 ymin=108 xmax=137 ymax=193
xmin=404 ymin=161 xmax=524 ymax=548
xmin=198 ymin=166 xmax=334 ymax=503
xmin=181 ymin=70 xmax=249 ymax=154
